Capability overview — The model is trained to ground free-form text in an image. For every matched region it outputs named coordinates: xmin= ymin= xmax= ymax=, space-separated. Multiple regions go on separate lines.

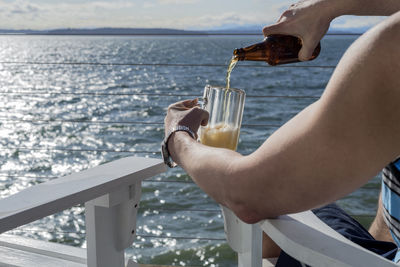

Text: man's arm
xmin=262 ymin=0 xmax=400 ymax=60
xmin=167 ymin=12 xmax=400 ymax=224
xmin=341 ymin=0 xmax=400 ymax=16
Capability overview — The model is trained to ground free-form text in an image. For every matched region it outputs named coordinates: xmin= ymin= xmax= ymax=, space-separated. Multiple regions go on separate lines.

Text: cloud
xmin=143 ymin=0 xmax=292 ymax=30
xmin=331 ymin=15 xmax=386 ymax=29
xmin=194 ymin=13 xmax=262 ymax=28
xmin=143 ymin=2 xmax=156 ymax=8
xmin=0 ymin=0 xmax=137 ymax=29
xmin=157 ymin=0 xmax=199 ymax=4
xmin=158 ymin=7 xmax=286 ymax=30
xmin=0 ymin=0 xmax=40 ymax=15
xmin=128 ymin=12 xmax=269 ymax=31
xmin=0 ymin=0 xmax=386 ymax=31
xmin=10 ymin=3 xmax=38 ymax=14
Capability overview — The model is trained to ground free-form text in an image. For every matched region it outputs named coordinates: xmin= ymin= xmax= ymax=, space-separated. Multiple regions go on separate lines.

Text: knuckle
xmin=263 ymin=24 xmax=278 ymax=34
xmin=191 ymin=106 xmax=201 ymax=112
xmin=281 ymin=10 xmax=294 ymax=18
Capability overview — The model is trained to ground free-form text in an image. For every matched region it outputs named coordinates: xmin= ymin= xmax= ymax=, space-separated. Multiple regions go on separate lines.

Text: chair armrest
xmin=0 ymin=156 xmax=166 ymax=234
xmin=259 ymin=210 xmax=397 ymax=267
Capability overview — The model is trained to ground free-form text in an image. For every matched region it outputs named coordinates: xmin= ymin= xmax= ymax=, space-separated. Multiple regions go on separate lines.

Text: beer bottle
xmin=233 ymin=34 xmax=321 ymax=66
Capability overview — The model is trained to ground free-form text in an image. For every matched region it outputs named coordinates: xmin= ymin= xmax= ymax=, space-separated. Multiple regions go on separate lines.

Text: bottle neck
xmin=233 ymin=48 xmax=245 ymax=61
xmin=233 ymin=42 xmax=270 ymax=62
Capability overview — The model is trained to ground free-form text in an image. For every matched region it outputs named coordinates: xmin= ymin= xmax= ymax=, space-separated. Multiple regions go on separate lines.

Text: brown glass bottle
xmin=233 ymin=34 xmax=321 ymax=66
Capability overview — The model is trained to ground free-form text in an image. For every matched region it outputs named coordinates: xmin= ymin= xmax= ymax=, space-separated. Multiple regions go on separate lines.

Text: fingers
xmin=165 ymin=100 xmax=209 ymax=135
xmin=199 ymin=108 xmax=209 ymax=126
xmin=168 ymin=98 xmax=198 ymax=111
xmin=182 ymin=98 xmax=198 ymax=108
xmin=298 ymin=39 xmax=317 ymax=61
xmin=182 ymin=107 xmax=209 ymax=128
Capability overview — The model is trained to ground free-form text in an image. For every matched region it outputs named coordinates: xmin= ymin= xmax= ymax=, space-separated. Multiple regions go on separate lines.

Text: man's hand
xmin=164 ymin=98 xmax=209 ymax=139
xmin=262 ymin=0 xmax=333 ymax=61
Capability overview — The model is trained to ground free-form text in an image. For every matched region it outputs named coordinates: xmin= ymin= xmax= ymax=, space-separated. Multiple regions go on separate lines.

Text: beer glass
xmin=199 ymin=85 xmax=245 ymax=151
xmin=199 ymin=86 xmax=256 ymax=255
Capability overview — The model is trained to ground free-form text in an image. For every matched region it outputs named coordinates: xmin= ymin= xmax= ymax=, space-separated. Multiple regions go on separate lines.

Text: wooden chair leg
xmin=85 ymin=183 xmax=142 ymax=267
xmin=221 ymin=205 xmax=262 ymax=267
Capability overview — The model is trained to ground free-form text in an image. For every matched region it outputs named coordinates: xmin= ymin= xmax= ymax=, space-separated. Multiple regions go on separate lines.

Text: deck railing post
xmin=85 ymin=182 xmax=142 ymax=267
xmin=221 ymin=206 xmax=262 ymax=267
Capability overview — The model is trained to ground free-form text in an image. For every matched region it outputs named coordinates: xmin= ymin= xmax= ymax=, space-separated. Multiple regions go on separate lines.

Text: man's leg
xmin=369 ymin=191 xmax=394 ymax=242
xmin=262 ymin=233 xmax=281 ymax=258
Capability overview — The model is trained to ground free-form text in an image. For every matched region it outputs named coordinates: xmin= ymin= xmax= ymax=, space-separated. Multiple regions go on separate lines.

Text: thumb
xmin=262 ymin=24 xmax=286 ymax=38
xmin=182 ymin=98 xmax=198 ymax=108
xmin=200 ymin=110 xmax=209 ymax=126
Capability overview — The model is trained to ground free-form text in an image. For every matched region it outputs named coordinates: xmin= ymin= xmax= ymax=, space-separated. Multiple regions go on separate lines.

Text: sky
xmin=0 ymin=0 xmax=386 ymax=31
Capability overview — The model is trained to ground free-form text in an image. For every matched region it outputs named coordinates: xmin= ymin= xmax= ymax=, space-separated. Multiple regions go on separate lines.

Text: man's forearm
xmin=333 ymin=0 xmax=400 ymax=17
xmin=168 ymin=131 xmax=243 ymax=207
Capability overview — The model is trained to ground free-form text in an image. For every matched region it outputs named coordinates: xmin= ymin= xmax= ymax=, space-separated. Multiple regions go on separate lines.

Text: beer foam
xmin=200 ymin=123 xmax=240 ymax=151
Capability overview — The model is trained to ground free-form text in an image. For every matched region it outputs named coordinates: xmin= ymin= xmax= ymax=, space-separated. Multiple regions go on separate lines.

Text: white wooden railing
xmin=0 ymin=156 xmax=396 ymax=267
xmin=0 ymin=156 xmax=166 ymax=267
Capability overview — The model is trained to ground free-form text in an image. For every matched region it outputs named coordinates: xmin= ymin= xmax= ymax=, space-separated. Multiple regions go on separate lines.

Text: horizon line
xmin=0 ymin=32 xmax=363 ymax=36
xmin=0 ymin=27 xmax=366 ymax=35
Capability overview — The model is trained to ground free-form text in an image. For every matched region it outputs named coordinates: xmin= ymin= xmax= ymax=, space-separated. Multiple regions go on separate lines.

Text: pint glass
xmin=200 ymin=85 xmax=245 ymax=151
xmin=199 ymin=86 xmax=255 ymax=255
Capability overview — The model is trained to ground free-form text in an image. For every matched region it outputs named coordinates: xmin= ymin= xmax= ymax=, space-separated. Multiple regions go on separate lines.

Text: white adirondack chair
xmin=259 ymin=210 xmax=399 ymax=267
xmin=0 ymin=156 xmax=166 ymax=267
xmin=222 ymin=207 xmax=399 ymax=267
xmin=0 ymin=155 xmax=397 ymax=267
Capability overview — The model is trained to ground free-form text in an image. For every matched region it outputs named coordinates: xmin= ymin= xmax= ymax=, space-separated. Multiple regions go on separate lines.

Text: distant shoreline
xmin=0 ymin=27 xmax=365 ymax=36
xmin=0 ymin=33 xmax=362 ymax=36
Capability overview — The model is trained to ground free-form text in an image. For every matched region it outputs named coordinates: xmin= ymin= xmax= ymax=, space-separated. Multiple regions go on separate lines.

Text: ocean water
xmin=0 ymin=35 xmax=380 ymax=266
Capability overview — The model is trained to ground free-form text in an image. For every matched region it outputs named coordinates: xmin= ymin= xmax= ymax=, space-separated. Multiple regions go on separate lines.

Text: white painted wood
xmin=85 ymin=183 xmax=142 ymax=267
xmin=0 ymin=156 xmax=166 ymax=234
xmin=237 ymin=224 xmax=262 ymax=267
xmin=0 ymin=234 xmax=86 ymax=266
xmin=221 ymin=206 xmax=262 ymax=267
xmin=260 ymin=210 xmax=398 ymax=267
xmin=0 ymin=157 xmax=166 ymax=267
xmin=126 ymin=259 xmax=140 ymax=267
xmin=262 ymin=258 xmax=277 ymax=267
xmin=0 ymin=246 xmax=85 ymax=267
xmin=85 ymin=201 xmax=124 ymax=266
xmin=0 ymin=234 xmax=86 ymax=263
